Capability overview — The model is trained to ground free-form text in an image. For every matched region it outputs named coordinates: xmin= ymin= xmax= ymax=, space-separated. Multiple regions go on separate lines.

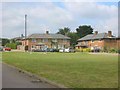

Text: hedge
xmin=6 ymin=43 xmax=17 ymax=49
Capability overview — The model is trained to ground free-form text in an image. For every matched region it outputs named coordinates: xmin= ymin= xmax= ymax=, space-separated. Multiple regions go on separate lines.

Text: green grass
xmin=2 ymin=52 xmax=118 ymax=88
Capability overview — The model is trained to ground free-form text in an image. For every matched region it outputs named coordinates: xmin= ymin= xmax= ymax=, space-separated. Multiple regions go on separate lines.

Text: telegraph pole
xmin=25 ymin=14 xmax=27 ymax=51
xmin=25 ymin=14 xmax=27 ymax=39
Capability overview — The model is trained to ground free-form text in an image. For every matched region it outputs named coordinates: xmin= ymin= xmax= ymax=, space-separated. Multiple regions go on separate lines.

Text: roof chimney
xmin=108 ymin=31 xmax=112 ymax=37
xmin=46 ymin=31 xmax=49 ymax=34
xmin=94 ymin=31 xmax=98 ymax=35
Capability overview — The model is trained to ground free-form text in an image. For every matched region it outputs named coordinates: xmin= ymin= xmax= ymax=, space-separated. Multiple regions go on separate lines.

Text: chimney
xmin=94 ymin=31 xmax=98 ymax=35
xmin=108 ymin=31 xmax=112 ymax=37
xmin=46 ymin=31 xmax=49 ymax=34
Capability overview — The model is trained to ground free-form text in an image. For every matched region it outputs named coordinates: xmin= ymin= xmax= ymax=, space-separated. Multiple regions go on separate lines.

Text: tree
xmin=6 ymin=43 xmax=17 ymax=49
xmin=76 ymin=25 xmax=93 ymax=38
xmin=67 ymin=32 xmax=79 ymax=47
xmin=1 ymin=38 xmax=10 ymax=46
xmin=57 ymin=27 xmax=70 ymax=35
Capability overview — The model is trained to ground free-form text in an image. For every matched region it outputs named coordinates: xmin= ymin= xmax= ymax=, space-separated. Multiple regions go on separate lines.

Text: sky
xmin=1 ymin=0 xmax=119 ymax=38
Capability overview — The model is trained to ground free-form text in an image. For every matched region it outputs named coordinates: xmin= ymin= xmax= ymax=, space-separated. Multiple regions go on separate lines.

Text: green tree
xmin=57 ymin=27 xmax=70 ymax=35
xmin=1 ymin=38 xmax=10 ymax=46
xmin=67 ymin=32 xmax=79 ymax=47
xmin=76 ymin=25 xmax=93 ymax=38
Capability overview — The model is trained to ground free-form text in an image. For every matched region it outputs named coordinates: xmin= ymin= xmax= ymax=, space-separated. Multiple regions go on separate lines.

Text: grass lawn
xmin=2 ymin=52 xmax=118 ymax=88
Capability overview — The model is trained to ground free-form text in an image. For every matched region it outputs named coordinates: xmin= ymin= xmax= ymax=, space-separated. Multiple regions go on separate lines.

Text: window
xmin=63 ymin=39 xmax=67 ymax=42
xmin=85 ymin=41 xmax=88 ymax=45
xmin=52 ymin=39 xmax=57 ymax=42
xmin=32 ymin=39 xmax=36 ymax=42
xmin=42 ymin=39 xmax=48 ymax=42
xmin=31 ymin=45 xmax=35 ymax=48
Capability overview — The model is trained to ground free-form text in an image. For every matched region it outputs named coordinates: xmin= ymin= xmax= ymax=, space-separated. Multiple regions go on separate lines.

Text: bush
xmin=6 ymin=43 xmax=17 ymax=49
xmin=80 ymin=48 xmax=91 ymax=52
xmin=16 ymin=42 xmax=22 ymax=45
xmin=118 ymin=49 xmax=120 ymax=54
xmin=86 ymin=48 xmax=91 ymax=52
xmin=103 ymin=46 xmax=108 ymax=52
xmin=75 ymin=49 xmax=81 ymax=52
xmin=76 ymin=48 xmax=91 ymax=52
xmin=109 ymin=48 xmax=117 ymax=53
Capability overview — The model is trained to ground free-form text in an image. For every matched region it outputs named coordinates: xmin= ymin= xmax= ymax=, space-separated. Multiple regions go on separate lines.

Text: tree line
xmin=57 ymin=25 xmax=93 ymax=47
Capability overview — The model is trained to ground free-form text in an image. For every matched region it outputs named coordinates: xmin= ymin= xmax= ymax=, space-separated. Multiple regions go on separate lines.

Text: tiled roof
xmin=27 ymin=34 xmax=70 ymax=39
xmin=12 ymin=36 xmax=25 ymax=40
xmin=77 ymin=33 xmax=115 ymax=41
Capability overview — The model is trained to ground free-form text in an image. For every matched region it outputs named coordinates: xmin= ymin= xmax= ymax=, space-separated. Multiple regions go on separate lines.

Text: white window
xmin=63 ymin=39 xmax=67 ymax=42
xmin=42 ymin=39 xmax=48 ymax=42
xmin=52 ymin=39 xmax=57 ymax=42
xmin=32 ymin=39 xmax=36 ymax=42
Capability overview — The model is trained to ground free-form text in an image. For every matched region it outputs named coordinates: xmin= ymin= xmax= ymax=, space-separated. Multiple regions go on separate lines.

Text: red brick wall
xmin=21 ymin=38 xmax=70 ymax=50
xmin=77 ymin=39 xmax=119 ymax=50
xmin=90 ymin=40 xmax=104 ymax=49
xmin=104 ymin=39 xmax=119 ymax=49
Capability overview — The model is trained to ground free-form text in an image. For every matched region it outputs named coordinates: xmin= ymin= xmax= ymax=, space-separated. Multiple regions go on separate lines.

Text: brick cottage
xmin=76 ymin=31 xmax=120 ymax=51
xmin=17 ymin=31 xmax=70 ymax=51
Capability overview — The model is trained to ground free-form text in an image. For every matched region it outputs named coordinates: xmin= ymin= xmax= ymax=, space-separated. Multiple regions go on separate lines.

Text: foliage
xmin=6 ymin=43 xmax=17 ymax=49
xmin=103 ymin=46 xmax=108 ymax=52
xmin=67 ymin=32 xmax=79 ymax=47
xmin=76 ymin=48 xmax=91 ymax=52
xmin=10 ymin=39 xmax=16 ymax=43
xmin=75 ymin=49 xmax=81 ymax=52
xmin=109 ymin=48 xmax=117 ymax=53
xmin=86 ymin=48 xmax=91 ymax=52
xmin=16 ymin=41 xmax=22 ymax=45
xmin=118 ymin=49 xmax=120 ymax=54
xmin=2 ymin=38 xmax=10 ymax=46
xmin=57 ymin=27 xmax=70 ymax=35
xmin=76 ymin=25 xmax=93 ymax=38
xmin=57 ymin=25 xmax=94 ymax=47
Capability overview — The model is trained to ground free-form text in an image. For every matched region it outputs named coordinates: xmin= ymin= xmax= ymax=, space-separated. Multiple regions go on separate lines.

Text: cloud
xmin=63 ymin=2 xmax=118 ymax=35
xmin=2 ymin=2 xmax=118 ymax=38
xmin=2 ymin=2 xmax=74 ymax=38
xmin=64 ymin=2 xmax=117 ymax=19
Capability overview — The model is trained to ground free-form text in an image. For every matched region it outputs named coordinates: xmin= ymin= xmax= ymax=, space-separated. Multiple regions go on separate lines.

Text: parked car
xmin=45 ymin=48 xmax=59 ymax=52
xmin=64 ymin=48 xmax=75 ymax=53
xmin=33 ymin=48 xmax=59 ymax=52
xmin=4 ymin=47 xmax=11 ymax=51
xmin=59 ymin=49 xmax=64 ymax=52
xmin=33 ymin=49 xmax=44 ymax=52
xmin=64 ymin=48 xmax=69 ymax=52
xmin=69 ymin=48 xmax=76 ymax=53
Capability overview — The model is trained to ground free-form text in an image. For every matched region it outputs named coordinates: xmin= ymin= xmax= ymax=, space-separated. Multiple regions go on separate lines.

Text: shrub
xmin=75 ymin=49 xmax=81 ymax=52
xmin=118 ymin=49 xmax=120 ymax=54
xmin=86 ymin=48 xmax=91 ymax=52
xmin=103 ymin=46 xmax=108 ymax=52
xmin=109 ymin=48 xmax=117 ymax=53
xmin=76 ymin=48 xmax=91 ymax=52
xmin=6 ymin=43 xmax=17 ymax=49
xmin=82 ymin=49 xmax=86 ymax=52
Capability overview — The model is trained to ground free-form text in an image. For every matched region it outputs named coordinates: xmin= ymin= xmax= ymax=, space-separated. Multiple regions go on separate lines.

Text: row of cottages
xmin=18 ymin=31 xmax=70 ymax=51
xmin=76 ymin=31 xmax=120 ymax=51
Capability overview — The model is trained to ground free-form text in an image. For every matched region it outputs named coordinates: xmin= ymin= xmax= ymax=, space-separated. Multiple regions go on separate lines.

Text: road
xmin=2 ymin=63 xmax=57 ymax=88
